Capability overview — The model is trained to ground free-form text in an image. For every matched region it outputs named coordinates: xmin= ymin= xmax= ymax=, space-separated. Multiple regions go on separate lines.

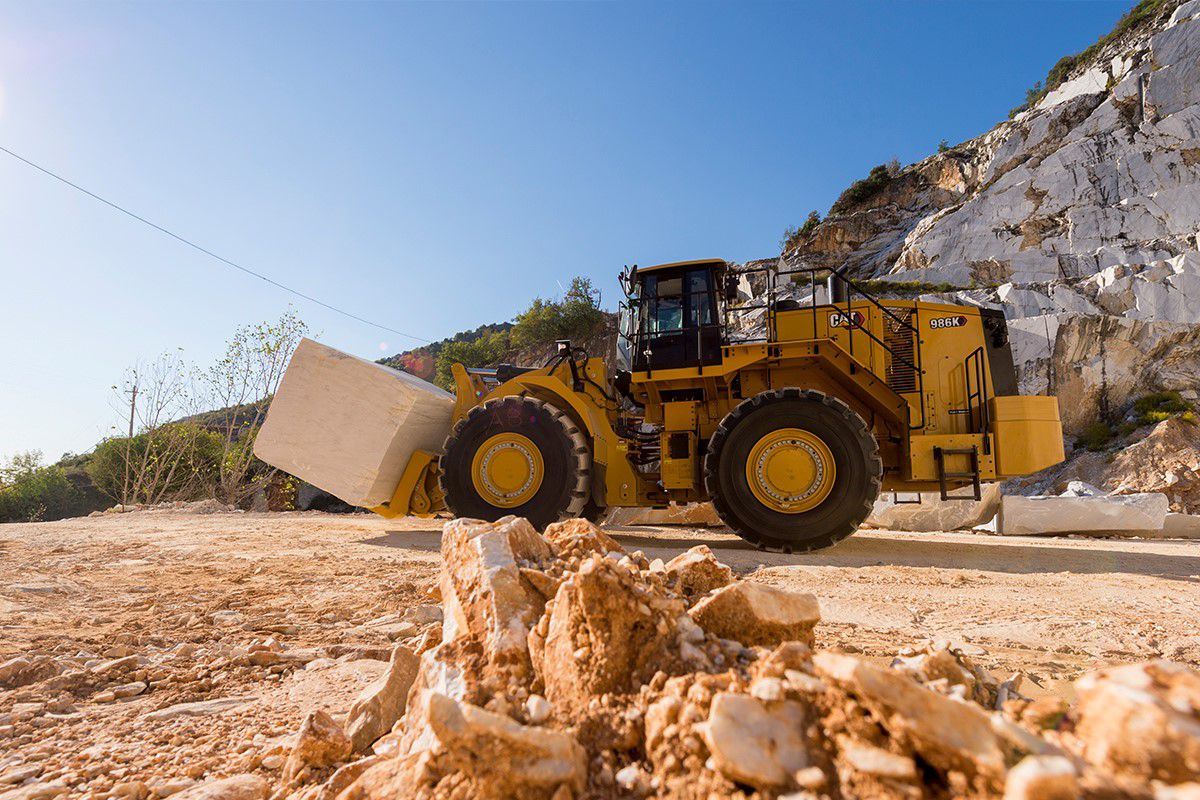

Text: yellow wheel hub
xmin=471 ymin=432 xmax=544 ymax=508
xmin=744 ymin=428 xmax=836 ymax=514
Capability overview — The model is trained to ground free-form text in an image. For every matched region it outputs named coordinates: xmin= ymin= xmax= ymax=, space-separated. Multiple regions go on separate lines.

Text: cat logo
xmin=828 ymin=310 xmax=865 ymax=329
xmin=929 ymin=315 xmax=969 ymax=330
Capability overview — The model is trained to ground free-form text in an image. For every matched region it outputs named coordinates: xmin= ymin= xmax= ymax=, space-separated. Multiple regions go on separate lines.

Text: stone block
xmin=997 ymin=492 xmax=1168 ymax=536
xmin=254 ymin=338 xmax=454 ymax=508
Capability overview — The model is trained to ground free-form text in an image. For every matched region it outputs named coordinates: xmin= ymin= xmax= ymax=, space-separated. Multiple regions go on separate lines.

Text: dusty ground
xmin=2 ymin=509 xmax=1199 ymax=797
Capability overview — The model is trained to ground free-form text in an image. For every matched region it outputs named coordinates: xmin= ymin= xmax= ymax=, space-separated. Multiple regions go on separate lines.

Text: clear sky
xmin=1 ymin=0 xmax=1132 ymax=461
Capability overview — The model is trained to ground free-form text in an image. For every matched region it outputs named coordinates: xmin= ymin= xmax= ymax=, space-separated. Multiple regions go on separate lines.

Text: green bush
xmin=1132 ymin=390 xmax=1193 ymax=426
xmin=510 ymin=276 xmax=606 ymax=351
xmin=780 ymin=211 xmax=822 ymax=252
xmin=937 ymin=139 xmax=951 ymax=153
xmin=87 ymin=424 xmax=224 ymax=504
xmin=433 ymin=331 xmax=512 ymax=390
xmin=1010 ymin=0 xmax=1175 ymax=117
xmin=1076 ymin=421 xmax=1115 ymax=451
xmin=0 ymin=452 xmax=92 ymax=523
xmin=829 ymin=163 xmax=897 ymax=215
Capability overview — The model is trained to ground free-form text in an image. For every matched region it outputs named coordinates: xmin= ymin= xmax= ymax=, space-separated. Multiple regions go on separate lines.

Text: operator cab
xmin=619 ymin=259 xmax=726 ymax=373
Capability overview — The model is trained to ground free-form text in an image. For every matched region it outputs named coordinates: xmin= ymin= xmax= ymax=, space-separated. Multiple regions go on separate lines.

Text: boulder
xmin=346 ymin=644 xmax=420 ymax=753
xmin=169 ymin=776 xmax=268 ymax=800
xmin=253 ymin=338 xmax=454 ymax=508
xmin=868 ymin=483 xmax=1001 ymax=532
xmin=997 ymin=491 xmax=1169 ymax=536
xmin=664 ymin=545 xmax=734 ymax=598
xmin=814 ymin=652 xmax=1006 ymax=785
xmin=700 ymin=692 xmax=811 ymax=790
xmin=690 ymin=582 xmax=820 ymax=648
xmin=605 ymin=503 xmax=724 ymax=527
xmin=1073 ymin=660 xmax=1200 ymax=784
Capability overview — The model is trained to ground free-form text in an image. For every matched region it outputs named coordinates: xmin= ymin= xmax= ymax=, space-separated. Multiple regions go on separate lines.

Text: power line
xmin=0 ymin=144 xmax=431 ymax=345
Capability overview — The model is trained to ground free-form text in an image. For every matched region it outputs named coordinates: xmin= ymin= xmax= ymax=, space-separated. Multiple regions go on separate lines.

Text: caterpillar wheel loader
xmin=363 ymin=259 xmax=1064 ymax=552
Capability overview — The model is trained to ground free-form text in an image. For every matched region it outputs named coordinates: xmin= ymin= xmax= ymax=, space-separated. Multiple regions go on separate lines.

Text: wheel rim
xmin=744 ymin=427 xmax=836 ymax=514
xmin=471 ymin=432 xmax=544 ymax=508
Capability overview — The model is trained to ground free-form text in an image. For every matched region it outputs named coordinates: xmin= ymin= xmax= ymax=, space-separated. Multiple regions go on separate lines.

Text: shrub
xmin=1132 ymin=390 xmax=1193 ymax=426
xmin=510 ymin=277 xmax=606 ymax=351
xmin=0 ymin=452 xmax=92 ymax=523
xmin=937 ymin=139 xmax=951 ymax=153
xmin=1076 ymin=421 xmax=1115 ymax=451
xmin=1010 ymin=0 xmax=1175 ymax=117
xmin=780 ymin=211 xmax=822 ymax=252
xmin=829 ymin=163 xmax=898 ymax=215
xmin=87 ymin=424 xmax=224 ymax=504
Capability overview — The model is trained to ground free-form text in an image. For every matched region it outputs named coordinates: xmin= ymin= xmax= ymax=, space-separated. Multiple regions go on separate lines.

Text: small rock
xmin=168 ymin=775 xmax=267 ymax=800
xmin=145 ymin=696 xmax=254 ymax=721
xmin=842 ymin=740 xmax=918 ymax=781
xmin=701 ymin=692 xmax=810 ymax=790
xmin=1002 ymin=755 xmax=1078 ymax=800
xmin=282 ymin=709 xmax=351 ymax=784
xmin=525 ymin=694 xmax=553 ymax=724
xmin=664 ymin=545 xmax=734 ymax=598
xmin=345 ymin=645 xmax=419 ymax=753
xmin=690 ymin=582 xmax=820 ymax=647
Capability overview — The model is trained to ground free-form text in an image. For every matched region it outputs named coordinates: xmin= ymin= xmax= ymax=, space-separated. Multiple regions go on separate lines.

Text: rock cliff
xmin=777 ymin=0 xmax=1200 ymax=434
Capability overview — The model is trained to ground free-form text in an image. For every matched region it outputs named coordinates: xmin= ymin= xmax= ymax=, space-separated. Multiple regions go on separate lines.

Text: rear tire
xmin=704 ymin=388 xmax=881 ymax=552
xmin=439 ymin=396 xmax=590 ymax=530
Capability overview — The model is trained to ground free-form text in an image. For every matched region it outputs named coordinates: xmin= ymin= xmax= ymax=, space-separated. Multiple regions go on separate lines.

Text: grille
xmin=885 ymin=310 xmax=918 ymax=393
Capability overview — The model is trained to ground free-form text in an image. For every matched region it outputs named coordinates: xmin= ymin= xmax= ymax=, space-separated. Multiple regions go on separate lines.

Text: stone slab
xmin=997 ymin=492 xmax=1169 ymax=536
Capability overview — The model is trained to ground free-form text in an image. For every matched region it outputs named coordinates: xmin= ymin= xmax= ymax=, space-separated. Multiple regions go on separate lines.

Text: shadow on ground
xmin=361 ymin=525 xmax=1200 ymax=582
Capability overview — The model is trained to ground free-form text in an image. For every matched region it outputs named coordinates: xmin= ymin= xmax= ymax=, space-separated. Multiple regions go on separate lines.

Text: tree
xmin=510 ymin=277 xmax=606 ymax=350
xmin=434 ymin=331 xmax=511 ymax=389
xmin=91 ymin=350 xmax=208 ymax=506
xmin=200 ymin=307 xmax=309 ymax=505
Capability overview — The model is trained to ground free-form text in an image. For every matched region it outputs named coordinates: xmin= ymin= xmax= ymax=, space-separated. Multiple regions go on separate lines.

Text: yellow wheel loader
xmin=258 ymin=260 xmax=1065 ymax=552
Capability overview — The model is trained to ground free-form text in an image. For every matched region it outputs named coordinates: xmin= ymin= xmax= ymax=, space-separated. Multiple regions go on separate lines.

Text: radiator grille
xmin=885 ymin=310 xmax=917 ymax=393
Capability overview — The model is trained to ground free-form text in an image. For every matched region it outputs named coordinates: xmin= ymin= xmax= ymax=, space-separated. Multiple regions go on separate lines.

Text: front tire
xmin=439 ymin=396 xmax=590 ymax=530
xmin=704 ymin=388 xmax=881 ymax=552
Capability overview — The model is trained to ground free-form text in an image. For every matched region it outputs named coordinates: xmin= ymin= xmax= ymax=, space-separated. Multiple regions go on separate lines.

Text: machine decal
xmin=828 ymin=310 xmax=865 ymax=329
xmin=929 ymin=315 xmax=968 ymax=329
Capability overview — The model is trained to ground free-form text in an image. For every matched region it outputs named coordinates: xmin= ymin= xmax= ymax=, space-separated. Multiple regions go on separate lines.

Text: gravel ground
xmin=1 ymin=509 xmax=1198 ymax=796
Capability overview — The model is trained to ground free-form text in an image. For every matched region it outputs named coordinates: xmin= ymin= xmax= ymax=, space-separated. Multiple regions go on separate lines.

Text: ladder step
xmin=934 ymin=445 xmax=982 ymax=502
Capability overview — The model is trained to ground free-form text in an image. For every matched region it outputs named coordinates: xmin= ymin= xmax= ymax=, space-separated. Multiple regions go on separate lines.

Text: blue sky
xmin=1 ymin=0 xmax=1132 ymax=461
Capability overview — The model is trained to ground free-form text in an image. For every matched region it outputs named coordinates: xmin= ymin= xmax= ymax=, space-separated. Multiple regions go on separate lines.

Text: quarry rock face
xmin=777 ymin=1 xmax=1200 ymax=435
xmin=241 ymin=515 xmax=1200 ymax=799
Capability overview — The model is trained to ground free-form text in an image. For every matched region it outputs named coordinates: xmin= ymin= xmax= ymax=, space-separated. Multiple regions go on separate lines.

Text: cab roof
xmin=634 ymin=258 xmax=727 ymax=276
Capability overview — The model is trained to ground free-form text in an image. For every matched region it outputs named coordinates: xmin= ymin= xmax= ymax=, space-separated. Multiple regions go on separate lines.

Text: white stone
xmin=1002 ymin=755 xmax=1078 ymax=800
xmin=145 ymin=696 xmax=255 ymax=720
xmin=253 ymin=338 xmax=455 ymax=508
xmin=1157 ymin=512 xmax=1200 ymax=539
xmin=997 ymin=492 xmax=1169 ymax=536
xmin=701 ymin=692 xmax=809 ymax=790
xmin=867 ymin=484 xmax=1000 ymax=532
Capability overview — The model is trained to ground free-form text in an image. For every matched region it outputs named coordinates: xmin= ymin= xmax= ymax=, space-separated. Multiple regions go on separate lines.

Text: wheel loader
xmin=258 ymin=259 xmax=1065 ymax=552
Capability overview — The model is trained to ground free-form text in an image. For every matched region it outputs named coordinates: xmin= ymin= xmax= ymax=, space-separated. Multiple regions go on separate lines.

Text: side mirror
xmin=724 ymin=273 xmax=741 ymax=303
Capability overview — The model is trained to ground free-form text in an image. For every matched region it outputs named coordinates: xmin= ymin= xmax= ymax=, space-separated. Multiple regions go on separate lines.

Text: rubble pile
xmin=167 ymin=516 xmax=1200 ymax=800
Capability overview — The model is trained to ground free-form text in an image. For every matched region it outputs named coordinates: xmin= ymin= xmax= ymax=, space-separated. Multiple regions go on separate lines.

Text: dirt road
xmin=2 ymin=509 xmax=1198 ymax=796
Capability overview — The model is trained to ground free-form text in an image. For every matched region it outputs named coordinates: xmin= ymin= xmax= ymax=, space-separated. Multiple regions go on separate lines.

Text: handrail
xmin=724 ymin=262 xmax=927 ymax=429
